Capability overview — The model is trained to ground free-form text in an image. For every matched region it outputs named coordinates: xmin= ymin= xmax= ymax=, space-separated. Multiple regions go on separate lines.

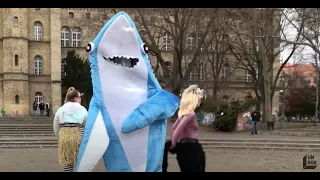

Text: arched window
xmin=34 ymin=55 xmax=43 ymax=75
xmin=187 ymin=32 xmax=196 ymax=49
xmin=13 ymin=17 xmax=18 ymax=27
xmin=15 ymin=95 xmax=20 ymax=104
xmin=14 ymin=55 xmax=19 ymax=66
xmin=71 ymin=27 xmax=82 ymax=47
xmin=34 ymin=22 xmax=43 ymax=41
xmin=35 ymin=92 xmax=43 ymax=106
xmin=61 ymin=27 xmax=71 ymax=47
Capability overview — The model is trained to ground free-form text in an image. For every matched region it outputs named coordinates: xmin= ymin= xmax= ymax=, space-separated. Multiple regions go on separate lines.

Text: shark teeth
xmin=103 ymin=55 xmax=139 ymax=68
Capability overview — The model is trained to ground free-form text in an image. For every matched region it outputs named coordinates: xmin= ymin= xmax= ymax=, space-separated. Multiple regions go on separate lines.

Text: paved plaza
xmin=0 ymin=148 xmax=318 ymax=172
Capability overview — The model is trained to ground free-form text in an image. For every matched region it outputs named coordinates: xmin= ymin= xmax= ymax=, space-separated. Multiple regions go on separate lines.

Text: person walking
xmin=33 ymin=101 xmax=38 ymax=116
xmin=53 ymin=87 xmax=87 ymax=172
xmin=45 ymin=101 xmax=50 ymax=117
xmin=250 ymin=109 xmax=261 ymax=134
xmin=39 ymin=101 xmax=45 ymax=116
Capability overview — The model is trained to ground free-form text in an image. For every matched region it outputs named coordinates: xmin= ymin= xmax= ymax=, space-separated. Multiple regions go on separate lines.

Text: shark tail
xmin=75 ymin=100 xmax=110 ymax=172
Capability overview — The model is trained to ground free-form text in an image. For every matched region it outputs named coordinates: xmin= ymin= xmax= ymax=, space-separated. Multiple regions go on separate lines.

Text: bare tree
xmin=282 ymin=8 xmax=320 ymax=120
xmin=225 ymin=8 xmax=300 ymax=121
xmin=128 ymin=8 xmax=223 ymax=95
xmin=202 ymin=12 xmax=239 ymax=103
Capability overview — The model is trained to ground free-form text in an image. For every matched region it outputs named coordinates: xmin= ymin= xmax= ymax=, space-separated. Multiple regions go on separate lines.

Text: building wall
xmin=0 ymin=8 xmax=280 ymax=116
xmin=0 ymin=8 xmax=61 ymax=116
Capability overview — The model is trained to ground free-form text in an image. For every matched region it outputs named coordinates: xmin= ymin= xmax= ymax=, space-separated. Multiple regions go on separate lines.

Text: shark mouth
xmin=103 ymin=56 xmax=139 ymax=68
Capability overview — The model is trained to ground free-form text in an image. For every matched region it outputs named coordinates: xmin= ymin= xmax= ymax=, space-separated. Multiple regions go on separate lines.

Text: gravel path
xmin=0 ymin=148 xmax=318 ymax=172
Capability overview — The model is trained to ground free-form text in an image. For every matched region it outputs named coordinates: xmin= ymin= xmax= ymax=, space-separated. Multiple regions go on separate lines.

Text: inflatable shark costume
xmin=75 ymin=12 xmax=179 ymax=172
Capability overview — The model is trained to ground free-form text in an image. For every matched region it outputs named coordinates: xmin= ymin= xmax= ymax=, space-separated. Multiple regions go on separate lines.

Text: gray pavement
xmin=0 ymin=148 xmax=318 ymax=172
xmin=0 ymin=131 xmax=319 ymax=141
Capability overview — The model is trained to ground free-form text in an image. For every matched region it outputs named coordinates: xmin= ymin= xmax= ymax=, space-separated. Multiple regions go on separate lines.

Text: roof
xmin=282 ymin=63 xmax=317 ymax=87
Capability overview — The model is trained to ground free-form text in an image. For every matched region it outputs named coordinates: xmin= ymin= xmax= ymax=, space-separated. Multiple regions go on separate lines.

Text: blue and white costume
xmin=75 ymin=11 xmax=179 ymax=172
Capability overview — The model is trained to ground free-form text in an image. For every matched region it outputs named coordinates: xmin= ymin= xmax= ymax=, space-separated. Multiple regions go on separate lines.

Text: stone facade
xmin=0 ymin=8 xmax=61 ymax=116
xmin=0 ymin=8 xmax=280 ymax=116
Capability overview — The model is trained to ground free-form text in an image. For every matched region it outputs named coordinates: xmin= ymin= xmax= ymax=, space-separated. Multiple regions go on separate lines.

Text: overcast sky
xmin=280 ymin=9 xmax=314 ymax=64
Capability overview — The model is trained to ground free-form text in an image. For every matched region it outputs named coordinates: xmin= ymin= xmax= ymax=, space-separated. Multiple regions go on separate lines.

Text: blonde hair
xmin=178 ymin=85 xmax=206 ymax=118
xmin=64 ymin=87 xmax=81 ymax=103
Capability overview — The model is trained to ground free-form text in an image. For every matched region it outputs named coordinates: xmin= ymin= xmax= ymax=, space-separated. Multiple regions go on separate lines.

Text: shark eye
xmin=86 ymin=42 xmax=95 ymax=53
xmin=140 ymin=43 xmax=149 ymax=55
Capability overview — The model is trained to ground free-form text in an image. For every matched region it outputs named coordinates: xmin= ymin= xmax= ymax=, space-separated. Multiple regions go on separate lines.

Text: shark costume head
xmin=75 ymin=11 xmax=179 ymax=172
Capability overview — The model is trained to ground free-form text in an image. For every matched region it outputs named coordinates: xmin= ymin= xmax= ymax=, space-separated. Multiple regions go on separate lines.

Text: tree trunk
xmin=212 ymin=85 xmax=219 ymax=104
xmin=315 ymin=53 xmax=319 ymax=122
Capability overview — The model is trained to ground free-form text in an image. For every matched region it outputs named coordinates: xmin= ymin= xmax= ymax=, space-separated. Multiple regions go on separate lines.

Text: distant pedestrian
xmin=46 ymin=102 xmax=50 ymax=117
xmin=250 ymin=109 xmax=261 ymax=134
xmin=32 ymin=101 xmax=38 ymax=116
xmin=39 ymin=101 xmax=45 ymax=116
xmin=0 ymin=108 xmax=5 ymax=117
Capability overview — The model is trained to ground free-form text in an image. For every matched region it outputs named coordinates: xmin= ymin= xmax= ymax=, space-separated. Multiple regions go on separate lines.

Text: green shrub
xmin=214 ymin=99 xmax=257 ymax=132
xmin=214 ymin=101 xmax=239 ymax=132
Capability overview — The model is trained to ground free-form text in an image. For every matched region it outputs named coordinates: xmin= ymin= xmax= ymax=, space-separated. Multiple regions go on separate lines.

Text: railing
xmin=276 ymin=115 xmax=319 ymax=123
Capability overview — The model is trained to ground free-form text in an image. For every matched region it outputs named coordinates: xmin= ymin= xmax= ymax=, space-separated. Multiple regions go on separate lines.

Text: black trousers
xmin=163 ymin=140 xmax=206 ymax=172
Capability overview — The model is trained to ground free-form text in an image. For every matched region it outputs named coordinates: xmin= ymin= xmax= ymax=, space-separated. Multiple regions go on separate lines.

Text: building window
xmin=245 ymin=40 xmax=259 ymax=54
xmin=86 ymin=13 xmax=91 ymax=19
xmin=15 ymin=95 xmax=20 ymax=104
xmin=69 ymin=12 xmax=74 ymax=18
xmin=190 ymin=67 xmax=196 ymax=81
xmin=245 ymin=69 xmax=251 ymax=82
xmin=35 ymin=92 xmax=43 ymax=106
xmin=187 ymin=32 xmax=196 ymax=50
xmin=13 ymin=17 xmax=18 ymax=27
xmin=34 ymin=55 xmax=43 ymax=75
xmin=61 ymin=27 xmax=70 ymax=47
xmin=34 ymin=22 xmax=43 ymax=41
xmin=221 ymin=67 xmax=229 ymax=81
xmin=61 ymin=58 xmax=67 ymax=78
xmin=162 ymin=33 xmax=171 ymax=51
xmin=189 ymin=63 xmax=205 ymax=81
xmin=72 ymin=27 xmax=82 ymax=47
xmin=14 ymin=55 xmax=19 ymax=66
xmin=199 ymin=62 xmax=205 ymax=81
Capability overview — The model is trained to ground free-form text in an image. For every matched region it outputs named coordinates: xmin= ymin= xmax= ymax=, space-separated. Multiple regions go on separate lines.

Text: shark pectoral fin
xmin=75 ymin=109 xmax=109 ymax=172
xmin=121 ymin=89 xmax=179 ymax=134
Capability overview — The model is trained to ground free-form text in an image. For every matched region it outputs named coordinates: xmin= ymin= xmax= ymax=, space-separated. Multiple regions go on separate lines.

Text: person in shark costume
xmin=74 ymin=11 xmax=180 ymax=172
